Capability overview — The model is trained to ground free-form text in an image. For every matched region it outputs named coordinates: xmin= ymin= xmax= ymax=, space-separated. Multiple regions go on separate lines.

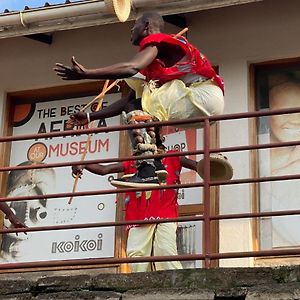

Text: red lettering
xmin=98 ymin=138 xmax=109 ymax=152
xmin=48 ymin=144 xmax=60 ymax=158
xmin=69 ymin=142 xmax=78 ymax=156
xmin=79 ymin=141 xmax=87 ymax=155
xmin=47 ymin=138 xmax=110 ymax=158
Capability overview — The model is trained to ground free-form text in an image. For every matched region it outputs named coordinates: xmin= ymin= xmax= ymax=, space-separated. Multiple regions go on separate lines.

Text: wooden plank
xmin=114 ymin=84 xmax=131 ymax=274
xmin=179 ymin=204 xmax=204 ymax=216
xmin=249 ymin=64 xmax=260 ymax=252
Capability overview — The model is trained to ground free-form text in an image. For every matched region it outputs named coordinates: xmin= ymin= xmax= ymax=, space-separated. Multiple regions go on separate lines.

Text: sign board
xmin=0 ymin=94 xmax=121 ymax=263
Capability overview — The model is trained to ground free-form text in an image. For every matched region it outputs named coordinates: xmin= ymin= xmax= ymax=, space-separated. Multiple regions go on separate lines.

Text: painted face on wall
xmin=130 ymin=17 xmax=147 ymax=46
xmin=270 ymin=82 xmax=300 ymax=142
xmin=4 ymin=163 xmax=55 ymax=239
xmin=1 ymin=163 xmax=56 ymax=261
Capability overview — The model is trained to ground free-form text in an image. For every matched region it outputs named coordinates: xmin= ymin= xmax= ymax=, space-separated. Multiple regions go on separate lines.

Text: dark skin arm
xmin=0 ymin=202 xmax=27 ymax=231
xmin=69 ymin=89 xmax=135 ymax=127
xmin=54 ymin=46 xmax=158 ymax=81
xmin=85 ymin=163 xmax=124 ymax=175
xmin=72 ymin=162 xmax=124 ymax=178
xmin=180 ymin=156 xmax=197 ymax=171
xmin=73 ymin=156 xmax=197 ymax=178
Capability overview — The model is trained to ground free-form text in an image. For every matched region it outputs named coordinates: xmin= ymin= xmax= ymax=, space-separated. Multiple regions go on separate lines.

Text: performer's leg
xmin=126 ymin=98 xmax=168 ymax=183
xmin=126 ymin=225 xmax=156 ymax=272
xmin=111 ymin=109 xmax=167 ymax=188
xmin=141 ymin=79 xmax=224 ymax=124
xmin=152 ymin=223 xmax=183 ymax=271
xmin=153 ymin=127 xmax=168 ymax=184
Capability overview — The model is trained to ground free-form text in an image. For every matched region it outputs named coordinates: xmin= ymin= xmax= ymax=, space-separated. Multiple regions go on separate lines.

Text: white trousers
xmin=141 ymin=79 xmax=224 ymax=126
xmin=126 ymin=222 xmax=183 ymax=272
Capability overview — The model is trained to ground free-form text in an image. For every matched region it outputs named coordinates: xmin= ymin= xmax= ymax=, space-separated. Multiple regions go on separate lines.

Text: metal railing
xmin=1 ymin=106 xmax=300 ymax=270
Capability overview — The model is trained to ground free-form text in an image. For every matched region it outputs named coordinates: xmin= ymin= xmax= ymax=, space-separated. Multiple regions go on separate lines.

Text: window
xmin=254 ymin=59 xmax=300 ymax=252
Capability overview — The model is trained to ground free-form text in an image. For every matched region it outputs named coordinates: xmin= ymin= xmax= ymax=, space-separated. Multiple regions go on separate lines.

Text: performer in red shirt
xmin=56 ymin=11 xmax=228 ymax=188
xmin=72 ymin=151 xmax=197 ymax=272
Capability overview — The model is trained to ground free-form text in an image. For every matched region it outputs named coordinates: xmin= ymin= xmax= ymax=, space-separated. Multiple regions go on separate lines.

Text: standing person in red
xmin=72 ymin=150 xmax=197 ymax=272
xmin=55 ymin=11 xmax=226 ymax=188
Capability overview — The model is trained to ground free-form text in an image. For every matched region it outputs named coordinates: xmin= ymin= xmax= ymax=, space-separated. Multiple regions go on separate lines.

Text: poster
xmin=1 ymin=93 xmax=121 ymax=263
xmin=255 ymin=63 xmax=300 ymax=248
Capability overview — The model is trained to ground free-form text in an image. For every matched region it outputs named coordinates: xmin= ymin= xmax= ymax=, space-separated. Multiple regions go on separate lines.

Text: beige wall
xmin=190 ymin=0 xmax=300 ymax=266
xmin=1 ymin=0 xmax=300 ymax=267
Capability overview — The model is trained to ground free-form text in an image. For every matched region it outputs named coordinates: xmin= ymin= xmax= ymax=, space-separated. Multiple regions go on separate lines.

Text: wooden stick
xmin=174 ymin=27 xmax=188 ymax=38
xmin=68 ymin=80 xmax=110 ymax=204
xmin=80 ymin=79 xmax=120 ymax=112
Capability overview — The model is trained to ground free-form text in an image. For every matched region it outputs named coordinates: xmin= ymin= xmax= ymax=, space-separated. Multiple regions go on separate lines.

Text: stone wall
xmin=0 ymin=266 xmax=300 ymax=299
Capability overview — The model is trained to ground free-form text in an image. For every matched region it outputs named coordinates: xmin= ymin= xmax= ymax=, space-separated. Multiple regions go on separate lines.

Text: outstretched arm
xmin=180 ymin=156 xmax=197 ymax=171
xmin=69 ymin=89 xmax=135 ymax=127
xmin=72 ymin=162 xmax=124 ymax=177
xmin=85 ymin=162 xmax=124 ymax=175
xmin=55 ymin=46 xmax=158 ymax=81
xmin=91 ymin=89 xmax=135 ymax=121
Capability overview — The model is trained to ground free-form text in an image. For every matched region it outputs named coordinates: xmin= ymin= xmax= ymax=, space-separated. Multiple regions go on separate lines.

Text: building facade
xmin=0 ymin=0 xmax=300 ymax=270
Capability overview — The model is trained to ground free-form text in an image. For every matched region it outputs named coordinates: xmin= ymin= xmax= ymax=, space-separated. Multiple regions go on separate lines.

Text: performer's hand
xmin=72 ymin=165 xmax=84 ymax=178
xmin=5 ymin=213 xmax=28 ymax=235
xmin=69 ymin=112 xmax=89 ymax=127
xmin=54 ymin=56 xmax=87 ymax=80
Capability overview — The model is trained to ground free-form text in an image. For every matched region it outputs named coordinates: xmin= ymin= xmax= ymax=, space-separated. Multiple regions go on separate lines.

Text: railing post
xmin=203 ymin=118 xmax=211 ymax=268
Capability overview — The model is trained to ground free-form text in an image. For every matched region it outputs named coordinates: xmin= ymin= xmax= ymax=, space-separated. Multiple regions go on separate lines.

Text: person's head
xmin=131 ymin=11 xmax=164 ymax=46
xmin=269 ymin=81 xmax=300 ymax=142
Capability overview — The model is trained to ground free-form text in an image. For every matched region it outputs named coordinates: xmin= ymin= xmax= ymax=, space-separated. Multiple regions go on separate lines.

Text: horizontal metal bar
xmin=209 ymin=248 xmax=300 ymax=260
xmin=0 ymin=149 xmax=204 ymax=173
xmin=210 ymin=173 xmax=300 ymax=186
xmin=4 ymin=208 xmax=300 ymax=235
xmin=0 ymin=254 xmax=205 ymax=270
xmin=208 ymin=106 xmax=300 ymax=122
xmin=211 ymin=209 xmax=300 ymax=220
xmin=2 ymin=173 xmax=300 ymax=203
xmin=1 ymin=117 xmax=206 ymax=142
xmin=211 ymin=139 xmax=300 ymax=154
xmin=1 ymin=248 xmax=300 ymax=270
xmin=2 ymin=139 xmax=300 ymax=174
xmin=0 ymin=215 xmax=205 ymax=234
xmin=0 ymin=182 xmax=204 ymax=203
xmin=1 ymin=107 xmax=300 ymax=143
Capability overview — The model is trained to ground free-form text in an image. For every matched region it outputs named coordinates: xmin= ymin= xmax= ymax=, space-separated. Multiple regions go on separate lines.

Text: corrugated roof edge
xmin=1 ymin=0 xmax=83 ymax=15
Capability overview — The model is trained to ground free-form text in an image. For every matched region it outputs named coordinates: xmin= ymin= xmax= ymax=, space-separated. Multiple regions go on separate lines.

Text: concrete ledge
xmin=0 ymin=266 xmax=299 ymax=299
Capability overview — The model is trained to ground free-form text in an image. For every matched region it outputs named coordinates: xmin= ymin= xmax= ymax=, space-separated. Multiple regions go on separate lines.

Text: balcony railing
xmin=1 ymin=106 xmax=300 ymax=270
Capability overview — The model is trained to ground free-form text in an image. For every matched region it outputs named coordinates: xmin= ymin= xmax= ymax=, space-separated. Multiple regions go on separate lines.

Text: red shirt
xmin=139 ymin=33 xmax=224 ymax=93
xmin=123 ymin=152 xmax=182 ymax=229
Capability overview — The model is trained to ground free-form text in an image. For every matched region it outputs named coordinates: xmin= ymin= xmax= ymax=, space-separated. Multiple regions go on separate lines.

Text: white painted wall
xmin=1 ymin=0 xmax=300 ymax=267
xmin=189 ymin=0 xmax=300 ymax=266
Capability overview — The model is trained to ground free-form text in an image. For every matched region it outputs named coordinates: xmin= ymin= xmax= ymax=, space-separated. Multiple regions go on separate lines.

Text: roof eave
xmin=0 ymin=0 xmax=264 ymax=39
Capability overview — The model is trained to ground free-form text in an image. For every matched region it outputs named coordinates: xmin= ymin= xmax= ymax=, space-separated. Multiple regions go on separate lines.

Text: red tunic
xmin=123 ymin=152 xmax=182 ymax=229
xmin=139 ymin=33 xmax=224 ymax=93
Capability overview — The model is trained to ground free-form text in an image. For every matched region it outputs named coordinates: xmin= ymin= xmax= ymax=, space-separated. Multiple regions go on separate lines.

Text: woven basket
xmin=197 ymin=153 xmax=233 ymax=181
